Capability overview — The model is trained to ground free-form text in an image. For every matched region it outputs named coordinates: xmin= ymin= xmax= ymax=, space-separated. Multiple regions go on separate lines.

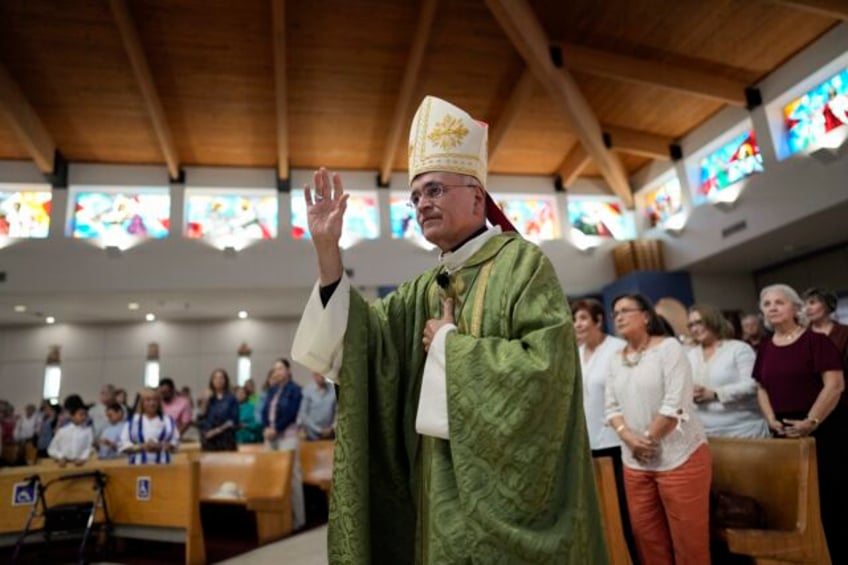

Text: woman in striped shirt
xmin=120 ymin=388 xmax=179 ymax=464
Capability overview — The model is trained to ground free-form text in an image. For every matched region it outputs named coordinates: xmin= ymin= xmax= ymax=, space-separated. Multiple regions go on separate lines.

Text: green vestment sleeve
xmin=328 ymin=233 xmax=608 ymax=564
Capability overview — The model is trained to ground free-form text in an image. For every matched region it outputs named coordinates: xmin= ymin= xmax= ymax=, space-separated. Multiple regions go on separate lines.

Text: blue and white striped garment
xmin=122 ymin=413 xmax=179 ymax=464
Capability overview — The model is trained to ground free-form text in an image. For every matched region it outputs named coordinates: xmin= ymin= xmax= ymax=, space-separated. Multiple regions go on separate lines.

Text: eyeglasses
xmin=611 ymin=307 xmax=643 ymax=318
xmin=687 ymin=320 xmax=705 ymax=329
xmin=407 ymin=182 xmax=477 ymax=209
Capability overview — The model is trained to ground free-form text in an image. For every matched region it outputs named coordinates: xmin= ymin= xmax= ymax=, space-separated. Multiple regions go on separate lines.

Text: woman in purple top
xmin=753 ymin=283 xmax=846 ymax=563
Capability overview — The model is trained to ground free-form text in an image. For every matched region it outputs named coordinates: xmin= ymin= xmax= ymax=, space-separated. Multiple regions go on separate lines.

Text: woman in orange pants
xmin=606 ymin=293 xmax=712 ymax=565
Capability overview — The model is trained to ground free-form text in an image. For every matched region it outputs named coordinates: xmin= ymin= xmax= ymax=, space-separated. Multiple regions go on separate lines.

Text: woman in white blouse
xmin=572 ymin=298 xmax=638 ymax=561
xmin=606 ymin=293 xmax=711 ymax=565
xmin=687 ymin=304 xmax=769 ymax=438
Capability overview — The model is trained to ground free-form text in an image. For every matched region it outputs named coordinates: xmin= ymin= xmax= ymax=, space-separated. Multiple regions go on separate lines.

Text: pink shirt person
xmin=158 ymin=379 xmax=192 ymax=433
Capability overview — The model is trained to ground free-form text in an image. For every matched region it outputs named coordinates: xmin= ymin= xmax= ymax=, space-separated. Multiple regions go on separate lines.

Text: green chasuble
xmin=329 ymin=231 xmax=608 ymax=564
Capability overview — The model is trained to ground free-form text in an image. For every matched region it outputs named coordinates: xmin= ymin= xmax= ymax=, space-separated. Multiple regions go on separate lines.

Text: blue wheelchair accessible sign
xmin=11 ymin=482 xmax=35 ymax=506
xmin=136 ymin=476 xmax=151 ymax=501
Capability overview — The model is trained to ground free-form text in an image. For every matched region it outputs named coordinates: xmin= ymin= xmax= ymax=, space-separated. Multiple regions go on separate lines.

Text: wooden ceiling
xmin=0 ymin=0 xmax=842 ymax=197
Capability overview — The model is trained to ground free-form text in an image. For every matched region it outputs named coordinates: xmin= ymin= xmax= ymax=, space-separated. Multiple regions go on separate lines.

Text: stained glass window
xmin=70 ymin=188 xmax=170 ymax=247
xmin=184 ymin=190 xmax=278 ymax=249
xmin=291 ymin=189 xmax=379 ymax=248
xmin=567 ymin=197 xmax=635 ymax=248
xmin=389 ymin=194 xmax=432 ymax=249
xmin=640 ymin=178 xmax=683 ymax=228
xmin=697 ymin=130 xmax=763 ymax=204
xmin=784 ymin=68 xmax=848 ymax=155
xmin=0 ymin=185 xmax=51 ymax=239
xmin=491 ymin=194 xmax=560 ymax=243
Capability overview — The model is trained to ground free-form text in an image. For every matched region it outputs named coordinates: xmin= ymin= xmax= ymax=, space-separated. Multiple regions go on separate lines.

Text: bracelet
xmin=615 ymin=424 xmax=626 ymax=434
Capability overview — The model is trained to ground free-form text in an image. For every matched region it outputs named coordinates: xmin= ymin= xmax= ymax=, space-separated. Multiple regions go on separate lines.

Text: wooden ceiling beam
xmin=556 ymin=143 xmax=590 ymax=187
xmin=271 ymin=0 xmax=289 ymax=182
xmin=604 ymin=126 xmax=673 ymax=160
xmin=768 ymin=0 xmax=848 ymax=20
xmin=0 ymin=63 xmax=56 ymax=174
xmin=489 ymin=68 xmax=536 ymax=164
xmin=559 ymin=43 xmax=748 ymax=106
xmin=486 ymin=66 xmax=672 ymax=165
xmin=379 ymin=0 xmax=438 ymax=186
xmin=109 ymin=0 xmax=180 ymax=180
xmin=486 ymin=0 xmax=633 ymax=207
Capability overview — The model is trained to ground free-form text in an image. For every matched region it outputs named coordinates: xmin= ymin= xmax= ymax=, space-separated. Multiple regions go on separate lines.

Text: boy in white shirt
xmin=47 ymin=397 xmax=93 ymax=466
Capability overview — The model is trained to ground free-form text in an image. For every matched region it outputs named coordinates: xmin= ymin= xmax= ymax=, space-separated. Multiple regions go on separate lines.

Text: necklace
xmin=774 ymin=325 xmax=802 ymax=343
xmin=622 ymin=339 xmax=650 ymax=368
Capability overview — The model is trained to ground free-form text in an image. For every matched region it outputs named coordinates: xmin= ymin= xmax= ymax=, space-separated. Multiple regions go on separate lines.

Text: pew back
xmin=710 ymin=438 xmax=804 ymax=531
xmin=709 ymin=437 xmax=829 ymax=564
xmin=300 ymin=440 xmax=334 ymax=492
xmin=0 ymin=461 xmax=205 ymax=565
xmin=197 ymin=451 xmax=291 ymax=501
xmin=197 ymin=450 xmax=294 ymax=545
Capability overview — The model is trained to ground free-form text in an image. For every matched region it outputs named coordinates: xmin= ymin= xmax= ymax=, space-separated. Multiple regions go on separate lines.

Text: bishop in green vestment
xmin=292 ymin=96 xmax=607 ymax=564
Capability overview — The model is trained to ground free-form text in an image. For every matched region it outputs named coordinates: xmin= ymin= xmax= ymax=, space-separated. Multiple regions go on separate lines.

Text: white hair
xmin=759 ymin=283 xmax=808 ymax=329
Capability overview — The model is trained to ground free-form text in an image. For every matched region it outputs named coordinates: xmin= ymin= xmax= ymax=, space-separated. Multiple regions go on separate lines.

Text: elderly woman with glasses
xmin=606 ymin=293 xmax=711 ymax=565
xmin=753 ymin=283 xmax=847 ymax=562
xmin=686 ymin=304 xmax=769 ymax=438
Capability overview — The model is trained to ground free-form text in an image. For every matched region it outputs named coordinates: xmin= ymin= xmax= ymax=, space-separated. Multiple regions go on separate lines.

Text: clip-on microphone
xmin=436 ymin=271 xmax=450 ymax=290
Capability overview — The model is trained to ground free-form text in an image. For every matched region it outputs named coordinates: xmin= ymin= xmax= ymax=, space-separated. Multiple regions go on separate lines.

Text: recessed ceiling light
xmin=14 ymin=305 xmax=26 ymax=313
xmin=45 ymin=316 xmax=55 ymax=324
xmin=238 ymin=310 xmax=248 ymax=319
xmin=145 ymin=313 xmax=156 ymax=322
xmin=128 ymin=302 xmax=140 ymax=310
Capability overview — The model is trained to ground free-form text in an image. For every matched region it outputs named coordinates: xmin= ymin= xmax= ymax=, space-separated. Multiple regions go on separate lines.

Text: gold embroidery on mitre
xmin=427 ymin=114 xmax=470 ymax=150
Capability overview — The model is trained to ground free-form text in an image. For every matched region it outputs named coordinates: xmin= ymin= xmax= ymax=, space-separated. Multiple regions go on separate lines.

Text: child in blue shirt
xmin=97 ymin=403 xmax=127 ymax=459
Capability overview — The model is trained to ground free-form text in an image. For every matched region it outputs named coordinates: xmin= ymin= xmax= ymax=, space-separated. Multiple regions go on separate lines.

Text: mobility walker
xmin=11 ymin=470 xmax=112 ymax=564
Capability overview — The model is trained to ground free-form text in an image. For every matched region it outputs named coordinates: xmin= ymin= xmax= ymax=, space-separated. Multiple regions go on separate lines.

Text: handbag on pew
xmin=710 ymin=489 xmax=767 ymax=530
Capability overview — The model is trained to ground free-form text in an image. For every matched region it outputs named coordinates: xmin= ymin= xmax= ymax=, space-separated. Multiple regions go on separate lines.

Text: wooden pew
xmin=300 ymin=440 xmax=333 ymax=493
xmin=709 ymin=437 xmax=830 ymax=565
xmin=0 ymin=461 xmax=205 ymax=565
xmin=593 ymin=456 xmax=632 ymax=565
xmin=197 ymin=450 xmax=293 ymax=545
xmin=31 ymin=450 xmax=190 ymax=468
xmin=236 ymin=443 xmax=265 ymax=454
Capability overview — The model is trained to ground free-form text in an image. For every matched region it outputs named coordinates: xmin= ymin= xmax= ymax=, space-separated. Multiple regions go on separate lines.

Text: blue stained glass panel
xmin=697 ymin=130 xmax=763 ymax=204
xmin=71 ymin=190 xmax=170 ymax=240
xmin=389 ymin=196 xmax=430 ymax=247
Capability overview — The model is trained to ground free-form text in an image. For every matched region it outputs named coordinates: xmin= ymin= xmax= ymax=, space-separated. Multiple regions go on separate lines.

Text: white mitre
xmin=407 ymin=95 xmax=488 ymax=188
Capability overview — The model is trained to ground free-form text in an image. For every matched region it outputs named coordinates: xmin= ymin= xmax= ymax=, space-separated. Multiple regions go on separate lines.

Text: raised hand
xmin=305 ymin=167 xmax=349 ymax=247
xmin=304 ymin=168 xmax=349 ymax=285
